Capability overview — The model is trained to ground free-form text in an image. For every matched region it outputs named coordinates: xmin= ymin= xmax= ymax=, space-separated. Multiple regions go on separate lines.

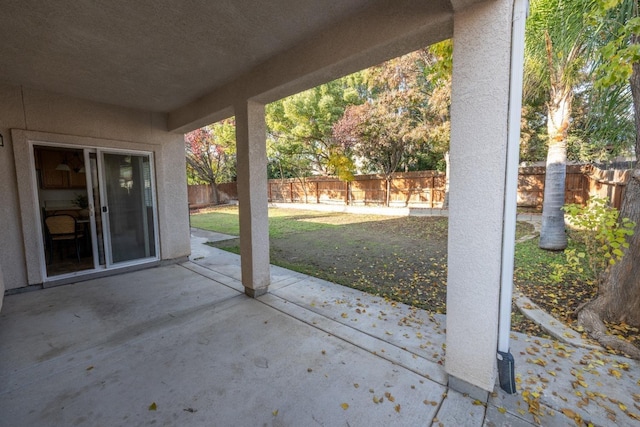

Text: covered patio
xmin=0 ymin=0 xmax=572 ymax=415
xmin=1 ymin=232 xmax=639 ymax=426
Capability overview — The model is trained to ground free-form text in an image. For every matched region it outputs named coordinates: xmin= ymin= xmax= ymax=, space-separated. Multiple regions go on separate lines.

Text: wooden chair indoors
xmin=44 ymin=214 xmax=84 ymax=264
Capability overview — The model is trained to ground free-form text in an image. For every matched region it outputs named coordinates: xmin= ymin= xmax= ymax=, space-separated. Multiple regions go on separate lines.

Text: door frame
xmin=24 ymin=140 xmax=160 ymax=285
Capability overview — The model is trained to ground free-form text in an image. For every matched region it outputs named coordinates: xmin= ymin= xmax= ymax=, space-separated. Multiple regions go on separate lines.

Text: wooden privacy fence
xmin=516 ymin=164 xmax=630 ymax=210
xmin=188 ymin=165 xmax=631 ymax=210
xmin=268 ymin=171 xmax=446 ymax=207
xmin=188 ymin=182 xmax=238 ymax=209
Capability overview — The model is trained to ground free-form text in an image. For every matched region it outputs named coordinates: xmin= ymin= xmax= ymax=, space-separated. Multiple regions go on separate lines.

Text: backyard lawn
xmin=190 ymin=205 xmax=639 ymax=352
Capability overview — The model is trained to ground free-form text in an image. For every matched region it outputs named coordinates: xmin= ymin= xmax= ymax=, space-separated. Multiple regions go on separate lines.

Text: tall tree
xmin=576 ymin=0 xmax=640 ymax=358
xmin=526 ymin=0 xmax=599 ymax=250
xmin=266 ymin=75 xmax=364 ymax=176
xmin=184 ymin=118 xmax=236 ymax=204
xmin=333 ymin=48 xmax=450 ymax=205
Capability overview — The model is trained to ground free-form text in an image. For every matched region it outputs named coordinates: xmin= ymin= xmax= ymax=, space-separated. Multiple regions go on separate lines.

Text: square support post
xmin=446 ymin=0 xmax=516 ymax=392
xmin=235 ymin=100 xmax=270 ymax=297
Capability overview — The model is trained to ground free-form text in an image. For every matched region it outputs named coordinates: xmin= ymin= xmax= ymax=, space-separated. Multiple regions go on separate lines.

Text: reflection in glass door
xmin=101 ymin=152 xmax=157 ymax=265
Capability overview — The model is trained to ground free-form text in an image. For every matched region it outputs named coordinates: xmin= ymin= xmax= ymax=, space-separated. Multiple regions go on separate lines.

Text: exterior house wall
xmin=0 ymin=83 xmax=190 ymax=292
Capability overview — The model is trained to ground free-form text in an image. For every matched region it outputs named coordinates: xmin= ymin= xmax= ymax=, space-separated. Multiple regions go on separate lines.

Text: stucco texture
xmin=3 ymin=85 xmax=190 ymax=289
xmin=446 ymin=0 xmax=515 ymax=391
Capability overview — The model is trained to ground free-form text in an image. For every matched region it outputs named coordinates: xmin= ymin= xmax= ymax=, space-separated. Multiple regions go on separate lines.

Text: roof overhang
xmin=0 ymin=0 xmax=491 ymax=133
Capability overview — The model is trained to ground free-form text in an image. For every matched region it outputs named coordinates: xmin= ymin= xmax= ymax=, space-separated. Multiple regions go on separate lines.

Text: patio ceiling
xmin=0 ymin=0 xmax=486 ymax=132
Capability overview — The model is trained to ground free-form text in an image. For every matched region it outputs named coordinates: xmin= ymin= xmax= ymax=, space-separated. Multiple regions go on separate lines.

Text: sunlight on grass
xmin=190 ymin=207 xmax=239 ymax=235
xmin=190 ymin=205 xmax=399 ymax=237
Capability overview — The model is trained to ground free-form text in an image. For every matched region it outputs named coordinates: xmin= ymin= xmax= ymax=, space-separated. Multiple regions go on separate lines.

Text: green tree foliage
xmin=595 ymin=0 xmax=640 ymax=87
xmin=266 ymin=75 xmax=364 ymax=177
xmin=266 ymin=137 xmax=312 ymax=181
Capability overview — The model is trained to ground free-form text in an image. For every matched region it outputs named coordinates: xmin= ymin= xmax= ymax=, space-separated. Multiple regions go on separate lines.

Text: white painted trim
xmin=498 ymin=0 xmax=528 ymax=353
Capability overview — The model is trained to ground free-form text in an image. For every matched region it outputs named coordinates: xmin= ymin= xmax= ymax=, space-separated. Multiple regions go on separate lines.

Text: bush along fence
xmin=188 ymin=164 xmax=630 ymax=210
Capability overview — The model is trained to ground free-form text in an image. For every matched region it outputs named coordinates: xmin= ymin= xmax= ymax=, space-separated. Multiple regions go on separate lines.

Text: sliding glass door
xmin=100 ymin=151 xmax=158 ymax=265
xmin=34 ymin=144 xmax=159 ymax=281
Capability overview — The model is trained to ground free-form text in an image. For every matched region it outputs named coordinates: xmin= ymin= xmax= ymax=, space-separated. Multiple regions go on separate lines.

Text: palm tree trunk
xmin=539 ymin=86 xmax=571 ymax=250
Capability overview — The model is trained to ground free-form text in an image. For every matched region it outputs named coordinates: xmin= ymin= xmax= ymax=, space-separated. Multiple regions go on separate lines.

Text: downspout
xmin=497 ymin=0 xmax=528 ymax=394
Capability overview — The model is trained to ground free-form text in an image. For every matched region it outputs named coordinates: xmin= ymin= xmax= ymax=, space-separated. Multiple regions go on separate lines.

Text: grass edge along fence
xmin=188 ymin=164 xmax=631 ymax=210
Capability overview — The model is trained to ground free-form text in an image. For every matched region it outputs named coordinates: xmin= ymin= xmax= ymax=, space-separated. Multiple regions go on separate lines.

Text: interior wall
xmin=1 ymin=83 xmax=190 ymax=290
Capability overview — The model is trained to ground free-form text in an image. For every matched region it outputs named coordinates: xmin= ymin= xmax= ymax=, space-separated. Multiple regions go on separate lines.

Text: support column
xmin=235 ymin=100 xmax=270 ymax=297
xmin=446 ymin=0 xmax=516 ymax=392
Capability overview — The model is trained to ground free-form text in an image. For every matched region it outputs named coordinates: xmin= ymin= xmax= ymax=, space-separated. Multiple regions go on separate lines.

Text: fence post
xmin=345 ymin=181 xmax=349 ymax=205
xmin=316 ymin=181 xmax=320 ymax=204
xmin=290 ymin=182 xmax=294 ymax=203
xmin=431 ymin=175 xmax=435 ymax=208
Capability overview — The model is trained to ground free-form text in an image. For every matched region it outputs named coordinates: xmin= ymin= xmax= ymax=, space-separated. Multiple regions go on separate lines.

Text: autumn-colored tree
xmin=184 ymin=118 xmax=236 ymax=204
xmin=333 ymin=47 xmax=451 ymax=205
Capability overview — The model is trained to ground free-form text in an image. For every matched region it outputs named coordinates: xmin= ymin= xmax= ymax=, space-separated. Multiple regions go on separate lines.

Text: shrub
xmin=550 ymin=196 xmax=635 ymax=284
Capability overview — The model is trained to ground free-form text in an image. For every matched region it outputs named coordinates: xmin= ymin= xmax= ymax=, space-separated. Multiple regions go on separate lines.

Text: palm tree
xmin=525 ymin=0 xmax=598 ymax=250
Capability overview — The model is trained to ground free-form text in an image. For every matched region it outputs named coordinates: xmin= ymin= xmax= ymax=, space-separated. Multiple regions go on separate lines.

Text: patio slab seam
xmin=257 ymin=292 xmax=449 ymax=387
xmin=180 ymin=261 xmax=244 ymax=293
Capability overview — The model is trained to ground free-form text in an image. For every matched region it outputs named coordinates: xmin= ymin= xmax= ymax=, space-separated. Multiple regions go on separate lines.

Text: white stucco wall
xmin=446 ymin=0 xmax=515 ymax=391
xmin=0 ymin=83 xmax=190 ymax=290
xmin=235 ymin=101 xmax=270 ymax=296
xmin=0 ymin=84 xmax=30 ymax=290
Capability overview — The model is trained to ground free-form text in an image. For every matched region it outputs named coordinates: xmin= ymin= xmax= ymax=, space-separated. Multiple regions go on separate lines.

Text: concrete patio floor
xmin=1 ymin=230 xmax=639 ymax=426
